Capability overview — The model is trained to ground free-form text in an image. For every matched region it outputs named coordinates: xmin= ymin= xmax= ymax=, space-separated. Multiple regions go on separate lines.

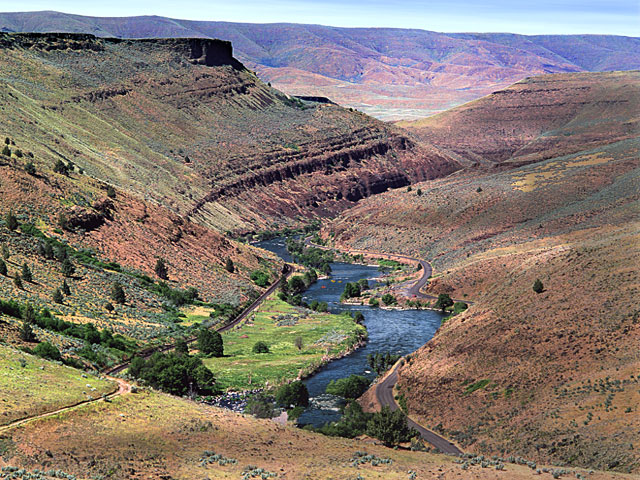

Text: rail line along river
xmin=257 ymin=238 xmax=445 ymax=427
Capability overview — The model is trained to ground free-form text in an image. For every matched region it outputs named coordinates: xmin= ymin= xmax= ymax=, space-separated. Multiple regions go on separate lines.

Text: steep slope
xmin=0 ymin=32 xmax=456 ymax=235
xmin=328 ymin=72 xmax=640 ymax=472
xmin=398 ymin=71 xmax=639 ymax=167
xmin=1 ymin=11 xmax=638 ymax=120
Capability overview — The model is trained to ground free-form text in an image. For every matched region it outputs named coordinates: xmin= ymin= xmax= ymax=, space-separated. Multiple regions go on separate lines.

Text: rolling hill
xmin=1 ymin=11 xmax=638 ymax=120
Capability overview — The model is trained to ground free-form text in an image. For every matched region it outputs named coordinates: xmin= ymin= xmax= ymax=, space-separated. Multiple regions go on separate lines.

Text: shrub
xmin=368 ymin=297 xmax=379 ymax=307
xmin=106 ymin=185 xmax=116 ymax=198
xmin=275 ymin=381 xmax=309 ymax=408
xmin=53 ymin=159 xmax=69 ymax=175
xmin=175 ymin=338 xmax=189 ymax=354
xmin=110 ymin=282 xmax=126 ymax=304
xmin=381 ymin=293 xmax=396 ymax=306
xmin=244 ymin=393 xmax=275 ymax=418
xmin=352 ymin=311 xmax=365 ymax=323
xmin=317 ymin=401 xmax=371 ymax=438
xmin=533 ymin=279 xmax=544 ymax=293
xmin=13 ymin=274 xmax=23 ymax=290
xmin=326 ymin=375 xmax=370 ymax=399
xmin=3 ymin=137 xmax=9 ymax=145
xmin=33 ymin=341 xmax=62 ymax=361
xmin=53 ymin=288 xmax=64 ymax=304
xmin=294 ymin=336 xmax=303 ymax=350
xmin=198 ymin=328 xmax=223 ymax=357
xmin=250 ymin=270 xmax=270 ymax=288
xmin=104 ymin=302 xmax=114 ymax=312
xmin=4 ymin=211 xmax=18 ymax=231
xmin=14 ymin=149 xmax=22 ymax=158
xmin=24 ymin=161 xmax=36 ymax=175
xmin=19 ymin=321 xmax=37 ymax=342
xmin=416 ymin=188 xmax=422 ymax=196
xmin=1 ymin=145 xmax=10 ymax=157
xmin=154 ymin=258 xmax=168 ymax=280
xmin=0 ymin=259 xmax=6 ymax=276
xmin=1 ymin=244 xmax=8 ymax=260
xmin=252 ymin=341 xmax=270 ymax=354
xmin=20 ymin=263 xmax=32 ymax=282
xmin=224 ymin=258 xmax=234 ymax=273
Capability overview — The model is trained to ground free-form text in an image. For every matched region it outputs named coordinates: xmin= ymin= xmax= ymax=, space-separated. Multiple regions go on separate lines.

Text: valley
xmin=0 ymin=24 xmax=637 ymax=480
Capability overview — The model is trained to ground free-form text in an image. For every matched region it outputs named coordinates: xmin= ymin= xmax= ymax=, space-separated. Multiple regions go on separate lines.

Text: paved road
xmin=376 ymin=364 xmax=461 ymax=455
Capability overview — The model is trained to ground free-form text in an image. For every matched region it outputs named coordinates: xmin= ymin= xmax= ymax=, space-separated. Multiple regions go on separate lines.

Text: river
xmin=257 ymin=238 xmax=444 ymax=427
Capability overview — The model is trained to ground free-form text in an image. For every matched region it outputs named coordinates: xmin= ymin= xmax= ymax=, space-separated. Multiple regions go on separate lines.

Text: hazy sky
xmin=1 ymin=0 xmax=638 ymax=36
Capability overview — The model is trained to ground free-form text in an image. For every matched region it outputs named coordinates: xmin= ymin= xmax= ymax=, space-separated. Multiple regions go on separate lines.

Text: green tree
xmin=366 ymin=405 xmax=417 ymax=446
xmin=14 ymin=149 xmax=23 ymax=158
xmin=19 ymin=321 xmax=37 ymax=342
xmin=381 ymin=293 xmax=396 ymax=306
xmin=110 ymin=282 xmax=126 ymax=304
xmin=275 ymin=381 xmax=309 ymax=408
xmin=13 ymin=274 xmax=23 ymax=290
xmin=61 ymin=258 xmax=75 ymax=278
xmin=4 ymin=137 xmax=9 ymax=145
xmin=21 ymin=263 xmax=32 ymax=282
xmin=224 ymin=257 xmax=235 ymax=273
xmin=416 ymin=188 xmax=422 ymax=196
xmin=1 ymin=145 xmax=10 ymax=157
xmin=294 ymin=336 xmax=303 ymax=350
xmin=61 ymin=279 xmax=71 ymax=295
xmin=252 ymin=341 xmax=270 ymax=354
xmin=154 ymin=258 xmax=168 ymax=280
xmin=197 ymin=328 xmax=223 ymax=357
xmin=106 ymin=185 xmax=116 ymax=198
xmin=434 ymin=293 xmax=453 ymax=313
xmin=1 ymin=244 xmax=9 ymax=260
xmin=4 ymin=211 xmax=18 ymax=231
xmin=326 ymin=375 xmax=370 ymax=399
xmin=175 ymin=338 xmax=189 ymax=355
xmin=533 ymin=279 xmax=544 ymax=293
xmin=352 ymin=311 xmax=365 ymax=323
xmin=54 ymin=244 xmax=68 ymax=262
xmin=33 ymin=341 xmax=62 ymax=361
xmin=24 ymin=161 xmax=36 ymax=175
xmin=22 ymin=303 xmax=36 ymax=324
xmin=104 ymin=302 xmax=115 ymax=312
xmin=53 ymin=288 xmax=64 ymax=304
xmin=0 ymin=259 xmax=6 ymax=276
xmin=287 ymin=275 xmax=306 ymax=295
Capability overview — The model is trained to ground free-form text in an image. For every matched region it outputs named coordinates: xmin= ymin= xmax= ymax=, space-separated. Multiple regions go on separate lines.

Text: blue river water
xmin=257 ymin=238 xmax=444 ymax=427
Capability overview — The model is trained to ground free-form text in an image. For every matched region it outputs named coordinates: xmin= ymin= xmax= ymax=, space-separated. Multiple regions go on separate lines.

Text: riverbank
xmin=202 ymin=296 xmax=366 ymax=391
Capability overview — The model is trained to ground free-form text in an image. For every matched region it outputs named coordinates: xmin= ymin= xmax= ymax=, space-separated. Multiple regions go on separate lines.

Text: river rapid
xmin=257 ymin=238 xmax=444 ymax=427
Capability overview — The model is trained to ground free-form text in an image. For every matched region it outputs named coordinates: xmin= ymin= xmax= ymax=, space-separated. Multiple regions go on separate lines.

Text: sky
xmin=0 ymin=0 xmax=637 ymax=36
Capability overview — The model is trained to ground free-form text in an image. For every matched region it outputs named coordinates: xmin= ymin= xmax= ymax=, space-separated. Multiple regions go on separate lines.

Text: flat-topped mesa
xmin=0 ymin=32 xmax=243 ymax=69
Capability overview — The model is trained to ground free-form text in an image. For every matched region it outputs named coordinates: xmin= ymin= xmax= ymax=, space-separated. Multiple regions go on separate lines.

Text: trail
xmin=0 ymin=376 xmax=131 ymax=433
xmin=0 ymin=266 xmax=291 ymax=432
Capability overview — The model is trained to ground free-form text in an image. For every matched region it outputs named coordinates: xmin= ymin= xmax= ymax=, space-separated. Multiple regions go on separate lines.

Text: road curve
xmin=376 ymin=364 xmax=461 ymax=455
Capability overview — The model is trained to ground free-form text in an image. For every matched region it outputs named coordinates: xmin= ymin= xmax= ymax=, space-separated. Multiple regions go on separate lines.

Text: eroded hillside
xmin=330 ymin=71 xmax=640 ymax=472
xmin=0 ymin=32 xmax=458 ymax=235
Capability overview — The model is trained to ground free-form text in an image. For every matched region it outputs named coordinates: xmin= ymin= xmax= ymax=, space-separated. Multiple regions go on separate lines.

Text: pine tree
xmin=21 ymin=263 xmax=32 ymax=282
xmin=61 ymin=258 xmax=75 ymax=277
xmin=19 ymin=322 xmax=36 ymax=342
xmin=4 ymin=211 xmax=18 ymax=231
xmin=53 ymin=288 xmax=64 ymax=304
xmin=154 ymin=258 xmax=168 ymax=280
xmin=533 ymin=279 xmax=544 ymax=293
xmin=23 ymin=304 xmax=36 ymax=324
xmin=110 ymin=282 xmax=126 ymax=304
xmin=0 ymin=259 xmax=6 ymax=276
xmin=225 ymin=258 xmax=235 ymax=273
xmin=62 ymin=279 xmax=71 ymax=295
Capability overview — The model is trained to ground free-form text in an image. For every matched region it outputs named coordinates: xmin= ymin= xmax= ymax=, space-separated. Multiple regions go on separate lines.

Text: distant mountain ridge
xmin=2 ymin=10 xmax=638 ymax=120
